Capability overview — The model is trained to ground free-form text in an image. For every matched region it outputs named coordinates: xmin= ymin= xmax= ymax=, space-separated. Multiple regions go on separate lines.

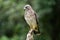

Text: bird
xmin=24 ymin=4 xmax=40 ymax=35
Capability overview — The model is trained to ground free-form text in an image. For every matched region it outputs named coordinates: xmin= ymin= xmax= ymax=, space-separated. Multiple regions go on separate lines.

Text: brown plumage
xmin=24 ymin=4 xmax=40 ymax=35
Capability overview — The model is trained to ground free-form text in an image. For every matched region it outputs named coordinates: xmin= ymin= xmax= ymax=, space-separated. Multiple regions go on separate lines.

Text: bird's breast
xmin=25 ymin=13 xmax=34 ymax=19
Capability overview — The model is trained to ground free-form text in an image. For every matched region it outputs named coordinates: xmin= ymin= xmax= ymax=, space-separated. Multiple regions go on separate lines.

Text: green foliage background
xmin=0 ymin=0 xmax=60 ymax=40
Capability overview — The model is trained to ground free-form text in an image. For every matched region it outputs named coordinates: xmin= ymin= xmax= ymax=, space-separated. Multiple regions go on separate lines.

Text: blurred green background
xmin=0 ymin=0 xmax=60 ymax=40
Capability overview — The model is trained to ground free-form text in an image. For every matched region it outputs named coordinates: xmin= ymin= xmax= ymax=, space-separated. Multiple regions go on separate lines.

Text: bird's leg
xmin=29 ymin=25 xmax=33 ymax=30
xmin=33 ymin=25 xmax=38 ymax=31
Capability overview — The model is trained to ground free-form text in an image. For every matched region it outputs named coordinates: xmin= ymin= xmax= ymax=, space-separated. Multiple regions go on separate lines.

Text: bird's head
xmin=24 ymin=4 xmax=32 ymax=11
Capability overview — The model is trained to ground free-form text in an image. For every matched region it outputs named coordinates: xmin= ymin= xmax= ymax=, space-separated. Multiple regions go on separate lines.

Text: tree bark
xmin=26 ymin=29 xmax=34 ymax=40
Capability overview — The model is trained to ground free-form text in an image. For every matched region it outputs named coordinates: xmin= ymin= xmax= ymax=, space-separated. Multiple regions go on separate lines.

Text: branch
xmin=26 ymin=29 xmax=34 ymax=40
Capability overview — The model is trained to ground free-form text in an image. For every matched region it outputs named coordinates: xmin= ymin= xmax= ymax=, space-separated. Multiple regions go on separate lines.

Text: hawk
xmin=24 ymin=4 xmax=40 ymax=35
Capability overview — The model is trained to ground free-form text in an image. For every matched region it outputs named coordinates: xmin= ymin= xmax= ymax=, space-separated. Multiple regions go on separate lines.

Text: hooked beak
xmin=24 ymin=7 xmax=26 ymax=11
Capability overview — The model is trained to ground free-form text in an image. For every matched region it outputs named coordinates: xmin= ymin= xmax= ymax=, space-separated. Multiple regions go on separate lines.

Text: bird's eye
xmin=25 ymin=7 xmax=28 ymax=8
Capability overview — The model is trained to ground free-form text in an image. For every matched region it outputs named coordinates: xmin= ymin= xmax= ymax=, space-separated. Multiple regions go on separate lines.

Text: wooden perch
xmin=26 ymin=29 xmax=34 ymax=40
